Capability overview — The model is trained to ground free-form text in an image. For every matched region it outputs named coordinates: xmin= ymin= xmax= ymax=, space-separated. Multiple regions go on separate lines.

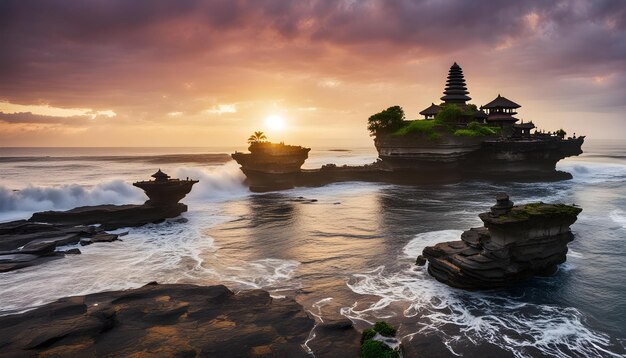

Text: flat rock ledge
xmin=421 ymin=194 xmax=582 ymax=289
xmin=0 ymin=283 xmax=359 ymax=357
xmin=29 ymin=203 xmax=188 ymax=231
xmin=0 ymin=203 xmax=189 ymax=272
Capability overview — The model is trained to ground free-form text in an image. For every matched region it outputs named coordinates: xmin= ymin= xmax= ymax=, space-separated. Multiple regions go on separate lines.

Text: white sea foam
xmin=609 ymin=209 xmax=626 ymax=229
xmin=175 ymin=161 xmax=249 ymax=202
xmin=0 ymin=204 xmax=300 ymax=315
xmin=0 ymin=180 xmax=145 ymax=219
xmin=0 ymin=162 xmax=249 ymax=222
xmin=342 ymin=230 xmax=622 ymax=358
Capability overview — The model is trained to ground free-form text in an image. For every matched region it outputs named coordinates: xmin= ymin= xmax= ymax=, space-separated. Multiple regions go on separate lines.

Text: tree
xmin=367 ymin=106 xmax=405 ymax=135
xmin=247 ymin=131 xmax=267 ymax=144
xmin=555 ymin=129 xmax=567 ymax=138
xmin=435 ymin=104 xmax=464 ymax=123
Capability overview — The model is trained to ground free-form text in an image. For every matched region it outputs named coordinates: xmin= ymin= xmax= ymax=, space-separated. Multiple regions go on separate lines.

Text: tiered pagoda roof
xmin=440 ymin=62 xmax=471 ymax=104
xmin=483 ymin=95 xmax=520 ymax=109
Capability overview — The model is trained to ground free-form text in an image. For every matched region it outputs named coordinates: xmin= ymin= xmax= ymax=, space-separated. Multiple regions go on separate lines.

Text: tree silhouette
xmin=247 ymin=131 xmax=267 ymax=144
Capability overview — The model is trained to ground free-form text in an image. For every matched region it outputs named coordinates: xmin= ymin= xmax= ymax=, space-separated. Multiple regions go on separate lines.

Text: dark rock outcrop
xmin=232 ymin=142 xmax=311 ymax=191
xmin=0 ymin=283 xmax=359 ymax=357
xmin=30 ymin=203 xmax=187 ymax=231
xmin=421 ymin=194 xmax=582 ymax=289
xmin=0 ymin=220 xmax=109 ymax=272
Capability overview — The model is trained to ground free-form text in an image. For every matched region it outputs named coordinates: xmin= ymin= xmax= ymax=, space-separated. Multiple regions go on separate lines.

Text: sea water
xmin=0 ymin=141 xmax=624 ymax=357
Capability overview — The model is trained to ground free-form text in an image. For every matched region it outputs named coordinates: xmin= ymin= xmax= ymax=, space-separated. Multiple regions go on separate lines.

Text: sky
xmin=1 ymin=0 xmax=625 ymax=147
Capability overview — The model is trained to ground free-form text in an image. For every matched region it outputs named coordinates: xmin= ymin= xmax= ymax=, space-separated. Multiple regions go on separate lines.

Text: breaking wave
xmin=0 ymin=162 xmax=249 ymax=222
xmin=341 ymin=230 xmax=623 ymax=357
xmin=0 ymin=180 xmax=145 ymax=218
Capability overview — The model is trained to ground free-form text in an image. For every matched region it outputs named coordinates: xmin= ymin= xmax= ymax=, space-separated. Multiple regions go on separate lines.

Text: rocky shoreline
xmin=0 ymin=170 xmax=196 ymax=273
xmin=0 ymin=282 xmax=360 ymax=357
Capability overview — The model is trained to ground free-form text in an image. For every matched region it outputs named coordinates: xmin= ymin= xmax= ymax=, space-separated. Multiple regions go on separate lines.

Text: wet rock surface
xmin=422 ymin=194 xmax=582 ymax=289
xmin=0 ymin=283 xmax=359 ymax=357
xmin=0 ymin=221 xmax=96 ymax=272
xmin=29 ymin=203 xmax=188 ymax=231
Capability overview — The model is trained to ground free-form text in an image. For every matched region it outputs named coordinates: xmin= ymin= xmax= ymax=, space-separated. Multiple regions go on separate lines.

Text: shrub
xmin=367 ymin=106 xmax=406 ymax=135
xmin=360 ymin=321 xmax=400 ymax=358
xmin=360 ymin=339 xmax=399 ymax=358
xmin=373 ymin=321 xmax=397 ymax=337
xmin=435 ymin=104 xmax=465 ymax=123
xmin=361 ymin=328 xmax=377 ymax=344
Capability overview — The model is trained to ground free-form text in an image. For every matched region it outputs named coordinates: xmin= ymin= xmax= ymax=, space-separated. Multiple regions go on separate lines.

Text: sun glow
xmin=265 ymin=114 xmax=286 ymax=131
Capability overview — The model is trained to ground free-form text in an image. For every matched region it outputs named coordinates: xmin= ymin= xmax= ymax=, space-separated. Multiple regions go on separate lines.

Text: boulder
xmin=421 ymin=194 xmax=582 ymax=289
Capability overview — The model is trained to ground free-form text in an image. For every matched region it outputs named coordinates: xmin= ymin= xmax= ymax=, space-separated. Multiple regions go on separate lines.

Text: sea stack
xmin=421 ymin=194 xmax=582 ymax=289
xmin=29 ymin=170 xmax=198 ymax=230
xmin=232 ymin=141 xmax=310 ymax=191
xmin=133 ymin=169 xmax=198 ymax=206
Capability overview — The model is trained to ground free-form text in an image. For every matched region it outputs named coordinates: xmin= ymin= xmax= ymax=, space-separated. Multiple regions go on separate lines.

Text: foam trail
xmin=609 ymin=209 xmax=626 ymax=229
xmin=342 ymin=230 xmax=623 ymax=358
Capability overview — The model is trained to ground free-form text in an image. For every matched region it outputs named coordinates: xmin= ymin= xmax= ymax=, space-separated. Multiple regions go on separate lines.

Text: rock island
xmin=232 ymin=63 xmax=585 ymax=191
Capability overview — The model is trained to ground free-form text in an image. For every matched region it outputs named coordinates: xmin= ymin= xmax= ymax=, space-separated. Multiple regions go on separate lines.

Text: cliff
xmin=420 ymin=194 xmax=582 ymax=289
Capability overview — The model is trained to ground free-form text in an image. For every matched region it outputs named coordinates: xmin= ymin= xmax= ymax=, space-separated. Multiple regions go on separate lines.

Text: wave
xmin=0 ymin=162 xmax=249 ymax=222
xmin=341 ymin=230 xmax=623 ymax=357
xmin=0 ymin=180 xmax=146 ymax=216
xmin=0 ymin=153 xmax=232 ymax=165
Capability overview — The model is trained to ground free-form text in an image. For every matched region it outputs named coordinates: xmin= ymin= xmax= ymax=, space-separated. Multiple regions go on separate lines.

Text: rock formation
xmin=420 ymin=193 xmax=582 ymax=289
xmin=30 ymin=170 xmax=197 ymax=230
xmin=0 ymin=220 xmax=119 ymax=272
xmin=232 ymin=142 xmax=311 ymax=191
xmin=1 ymin=170 xmax=198 ymax=272
xmin=0 ymin=283 xmax=360 ymax=357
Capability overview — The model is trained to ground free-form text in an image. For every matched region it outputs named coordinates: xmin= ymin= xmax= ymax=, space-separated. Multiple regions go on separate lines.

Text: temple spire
xmin=440 ymin=62 xmax=471 ymax=105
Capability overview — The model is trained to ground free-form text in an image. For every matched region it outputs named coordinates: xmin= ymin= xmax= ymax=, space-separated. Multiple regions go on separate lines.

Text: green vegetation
xmin=453 ymin=121 xmax=501 ymax=137
xmin=360 ymin=321 xmax=400 ymax=358
xmin=360 ymin=340 xmax=399 ymax=358
xmin=503 ymin=203 xmax=582 ymax=221
xmin=556 ymin=128 xmax=567 ymax=138
xmin=372 ymin=321 xmax=397 ymax=337
xmin=435 ymin=103 xmax=465 ymax=123
xmin=367 ymin=106 xmax=405 ymax=135
xmin=247 ymin=131 xmax=267 ymax=144
xmin=392 ymin=119 xmax=445 ymax=140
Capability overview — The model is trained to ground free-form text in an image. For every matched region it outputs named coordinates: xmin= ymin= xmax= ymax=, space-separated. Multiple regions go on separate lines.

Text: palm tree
xmin=247 ymin=131 xmax=267 ymax=144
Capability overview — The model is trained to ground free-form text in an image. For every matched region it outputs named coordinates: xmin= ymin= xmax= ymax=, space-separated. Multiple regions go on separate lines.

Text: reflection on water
xmin=0 ymin=142 xmax=625 ymax=356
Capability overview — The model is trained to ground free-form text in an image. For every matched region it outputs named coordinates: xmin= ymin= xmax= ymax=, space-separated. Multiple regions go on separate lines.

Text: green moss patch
xmin=503 ymin=203 xmax=582 ymax=221
xmin=392 ymin=119 xmax=449 ymax=140
xmin=454 ymin=122 xmax=501 ymax=137
xmin=360 ymin=321 xmax=400 ymax=358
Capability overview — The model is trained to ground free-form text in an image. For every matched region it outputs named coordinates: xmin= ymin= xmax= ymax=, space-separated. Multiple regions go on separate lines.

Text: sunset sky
xmin=1 ymin=0 xmax=625 ymax=147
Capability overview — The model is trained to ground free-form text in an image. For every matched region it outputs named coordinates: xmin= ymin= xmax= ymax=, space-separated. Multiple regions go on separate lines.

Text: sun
xmin=265 ymin=114 xmax=286 ymax=131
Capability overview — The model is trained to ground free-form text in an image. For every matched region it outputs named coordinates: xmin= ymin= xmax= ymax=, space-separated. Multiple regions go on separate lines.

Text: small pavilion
xmin=419 ymin=103 xmax=441 ymax=119
xmin=483 ymin=94 xmax=521 ymax=128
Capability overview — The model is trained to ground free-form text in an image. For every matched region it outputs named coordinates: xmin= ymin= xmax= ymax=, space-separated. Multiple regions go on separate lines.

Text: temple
xmin=133 ymin=169 xmax=198 ymax=206
xmin=440 ymin=62 xmax=471 ymax=105
xmin=232 ymin=62 xmax=585 ymax=192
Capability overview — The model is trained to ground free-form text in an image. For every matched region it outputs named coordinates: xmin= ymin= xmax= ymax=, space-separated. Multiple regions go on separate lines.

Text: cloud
xmin=0 ymin=0 xmax=624 ymax=144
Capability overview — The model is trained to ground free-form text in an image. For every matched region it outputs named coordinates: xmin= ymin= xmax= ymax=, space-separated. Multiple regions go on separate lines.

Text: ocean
xmin=0 ymin=140 xmax=625 ymax=357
